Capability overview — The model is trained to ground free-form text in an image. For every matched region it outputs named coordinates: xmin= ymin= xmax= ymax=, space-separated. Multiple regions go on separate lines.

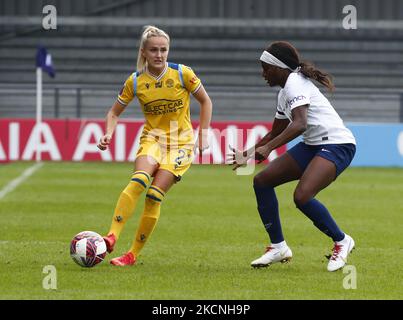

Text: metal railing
xmin=1 ymin=85 xmax=402 ymax=123
xmin=2 ymin=16 xmax=403 ymax=30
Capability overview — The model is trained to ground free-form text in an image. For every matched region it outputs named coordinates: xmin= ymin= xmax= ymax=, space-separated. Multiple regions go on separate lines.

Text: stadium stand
xmin=0 ymin=0 xmax=402 ymax=122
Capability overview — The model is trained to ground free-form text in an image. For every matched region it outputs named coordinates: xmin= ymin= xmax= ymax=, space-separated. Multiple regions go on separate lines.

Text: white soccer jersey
xmin=275 ymin=72 xmax=356 ymax=145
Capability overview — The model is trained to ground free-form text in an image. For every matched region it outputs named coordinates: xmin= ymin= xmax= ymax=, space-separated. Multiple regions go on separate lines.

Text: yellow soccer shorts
xmin=136 ymin=139 xmax=194 ymax=181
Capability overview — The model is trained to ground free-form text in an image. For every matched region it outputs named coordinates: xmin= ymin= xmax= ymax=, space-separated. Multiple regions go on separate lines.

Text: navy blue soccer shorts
xmin=287 ymin=142 xmax=356 ymax=177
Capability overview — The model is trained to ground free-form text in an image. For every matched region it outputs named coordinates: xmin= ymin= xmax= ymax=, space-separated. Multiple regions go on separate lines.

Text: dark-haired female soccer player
xmin=229 ymin=41 xmax=356 ymax=272
xmin=97 ymin=26 xmax=212 ymax=266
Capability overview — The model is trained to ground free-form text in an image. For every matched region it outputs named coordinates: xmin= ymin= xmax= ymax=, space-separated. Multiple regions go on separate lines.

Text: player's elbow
xmin=293 ymin=120 xmax=307 ymax=134
xmin=299 ymin=123 xmax=307 ymax=133
xmin=201 ymin=95 xmax=212 ymax=108
xmin=200 ymin=98 xmax=213 ymax=115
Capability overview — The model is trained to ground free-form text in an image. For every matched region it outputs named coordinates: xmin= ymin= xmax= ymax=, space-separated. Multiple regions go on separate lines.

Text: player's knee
xmin=128 ymin=171 xmax=151 ymax=193
xmin=253 ymin=172 xmax=278 ymax=188
xmin=293 ymin=188 xmax=312 ymax=207
xmin=145 ymin=185 xmax=165 ymax=207
xmin=253 ymin=173 xmax=268 ymax=188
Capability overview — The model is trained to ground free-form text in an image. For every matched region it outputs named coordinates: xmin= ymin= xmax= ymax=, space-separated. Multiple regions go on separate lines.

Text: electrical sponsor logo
xmin=286 ymin=95 xmax=307 ymax=108
xmin=143 ymin=99 xmax=184 ymax=115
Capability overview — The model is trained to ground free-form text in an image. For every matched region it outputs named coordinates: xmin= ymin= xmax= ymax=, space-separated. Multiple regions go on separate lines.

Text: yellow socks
xmin=108 ymin=171 xmax=151 ymax=239
xmin=129 ymin=185 xmax=165 ymax=256
xmin=108 ymin=172 xmax=166 ymax=257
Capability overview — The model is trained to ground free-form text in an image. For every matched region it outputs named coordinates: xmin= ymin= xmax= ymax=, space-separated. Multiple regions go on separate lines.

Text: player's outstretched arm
xmin=97 ymin=100 xmax=126 ymax=151
xmin=255 ymin=105 xmax=308 ymax=162
xmin=227 ymin=117 xmax=290 ymax=170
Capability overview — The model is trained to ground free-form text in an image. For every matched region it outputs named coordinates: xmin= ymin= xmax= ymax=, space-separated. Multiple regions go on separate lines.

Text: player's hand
xmin=197 ymin=133 xmax=209 ymax=155
xmin=97 ymin=134 xmax=112 ymax=151
xmin=195 ymin=131 xmax=209 ymax=161
xmin=227 ymin=145 xmax=249 ymax=170
xmin=255 ymin=145 xmax=270 ymax=163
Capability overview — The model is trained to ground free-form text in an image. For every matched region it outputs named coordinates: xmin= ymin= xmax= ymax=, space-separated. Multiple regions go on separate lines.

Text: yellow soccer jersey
xmin=117 ymin=62 xmax=202 ymax=148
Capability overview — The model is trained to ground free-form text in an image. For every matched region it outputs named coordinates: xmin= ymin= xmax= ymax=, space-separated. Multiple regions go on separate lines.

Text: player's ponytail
xmin=267 ymin=41 xmax=335 ymax=92
xmin=137 ymin=25 xmax=170 ymax=71
xmin=299 ymin=60 xmax=335 ymax=92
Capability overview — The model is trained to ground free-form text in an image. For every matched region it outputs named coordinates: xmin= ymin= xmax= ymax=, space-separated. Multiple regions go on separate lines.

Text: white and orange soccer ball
xmin=70 ymin=231 xmax=107 ymax=268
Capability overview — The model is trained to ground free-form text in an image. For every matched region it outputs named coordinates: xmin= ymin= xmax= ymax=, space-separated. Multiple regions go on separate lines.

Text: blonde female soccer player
xmin=97 ymin=26 xmax=212 ymax=266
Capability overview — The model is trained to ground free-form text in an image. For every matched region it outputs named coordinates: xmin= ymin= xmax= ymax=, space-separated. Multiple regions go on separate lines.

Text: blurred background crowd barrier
xmin=0 ymin=0 xmax=402 ymax=165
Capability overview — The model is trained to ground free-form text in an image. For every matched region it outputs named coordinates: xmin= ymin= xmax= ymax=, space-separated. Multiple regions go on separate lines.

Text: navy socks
xmin=297 ymin=198 xmax=345 ymax=242
xmin=254 ymin=184 xmax=344 ymax=243
xmin=253 ymin=185 xmax=284 ymax=244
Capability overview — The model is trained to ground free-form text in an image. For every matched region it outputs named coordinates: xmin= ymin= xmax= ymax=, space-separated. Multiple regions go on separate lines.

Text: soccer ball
xmin=70 ymin=231 xmax=107 ymax=268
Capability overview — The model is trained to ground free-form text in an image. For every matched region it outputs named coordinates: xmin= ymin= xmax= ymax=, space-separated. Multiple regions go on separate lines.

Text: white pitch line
xmin=0 ymin=162 xmax=44 ymax=200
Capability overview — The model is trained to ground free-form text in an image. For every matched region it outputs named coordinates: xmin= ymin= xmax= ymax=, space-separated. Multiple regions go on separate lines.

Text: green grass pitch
xmin=0 ymin=162 xmax=402 ymax=299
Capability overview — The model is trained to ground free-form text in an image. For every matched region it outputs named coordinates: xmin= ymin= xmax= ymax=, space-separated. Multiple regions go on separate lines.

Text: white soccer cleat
xmin=251 ymin=245 xmax=292 ymax=268
xmin=327 ymin=234 xmax=355 ymax=272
